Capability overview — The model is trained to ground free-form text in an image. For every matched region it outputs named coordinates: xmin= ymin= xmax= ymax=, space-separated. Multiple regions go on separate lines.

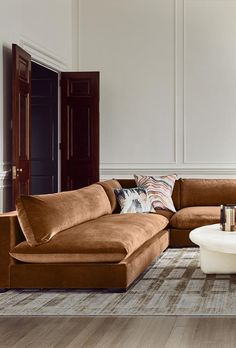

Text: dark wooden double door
xmin=12 ymin=44 xmax=99 ymax=205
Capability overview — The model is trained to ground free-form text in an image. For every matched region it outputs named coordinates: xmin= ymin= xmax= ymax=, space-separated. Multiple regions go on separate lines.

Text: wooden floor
xmin=0 ymin=316 xmax=236 ymax=348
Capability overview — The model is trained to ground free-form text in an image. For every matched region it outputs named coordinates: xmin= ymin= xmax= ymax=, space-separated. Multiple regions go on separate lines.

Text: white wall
xmin=78 ymin=0 xmax=236 ymax=180
xmin=0 ymin=0 xmax=78 ymax=211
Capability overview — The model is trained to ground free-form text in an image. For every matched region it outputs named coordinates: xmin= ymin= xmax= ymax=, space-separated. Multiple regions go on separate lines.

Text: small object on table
xmin=220 ymin=204 xmax=236 ymax=231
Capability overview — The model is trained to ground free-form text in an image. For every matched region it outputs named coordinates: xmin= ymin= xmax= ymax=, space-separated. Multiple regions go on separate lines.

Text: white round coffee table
xmin=189 ymin=224 xmax=236 ymax=274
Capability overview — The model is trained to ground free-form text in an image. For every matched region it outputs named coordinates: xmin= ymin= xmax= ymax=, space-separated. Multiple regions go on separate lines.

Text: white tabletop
xmin=189 ymin=224 xmax=236 ymax=254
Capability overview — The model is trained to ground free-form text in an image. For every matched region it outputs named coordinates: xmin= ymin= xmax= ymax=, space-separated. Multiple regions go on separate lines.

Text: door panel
xmin=61 ymin=72 xmax=99 ymax=191
xmin=67 ymin=104 xmax=91 ymax=161
xmin=12 ymin=44 xmax=31 ymax=205
xmin=31 ymin=62 xmax=58 ymax=195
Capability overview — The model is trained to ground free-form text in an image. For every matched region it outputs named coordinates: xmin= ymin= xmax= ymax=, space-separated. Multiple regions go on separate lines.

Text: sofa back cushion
xmin=97 ymin=179 xmax=122 ymax=212
xmin=118 ymin=179 xmax=136 ymax=188
xmin=16 ymin=184 xmax=112 ymax=246
xmin=180 ymin=179 xmax=236 ymax=208
xmin=172 ymin=180 xmax=181 ymax=210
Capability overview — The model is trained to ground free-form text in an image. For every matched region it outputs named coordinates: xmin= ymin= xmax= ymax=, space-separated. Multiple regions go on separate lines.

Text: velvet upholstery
xmin=97 ymin=179 xmax=122 ymax=213
xmin=16 ymin=184 xmax=111 ymax=246
xmin=10 ymin=213 xmax=168 ymax=263
xmin=180 ymin=179 xmax=236 ymax=208
xmin=10 ymin=230 xmax=169 ymax=289
xmin=0 ymin=212 xmax=24 ymax=288
xmin=117 ymin=179 xmax=136 ymax=188
xmin=170 ymin=206 xmax=220 ymax=230
xmin=169 ymin=229 xmax=195 ymax=248
xmin=172 ymin=180 xmax=181 ymax=210
xmin=155 ymin=209 xmax=174 ymax=220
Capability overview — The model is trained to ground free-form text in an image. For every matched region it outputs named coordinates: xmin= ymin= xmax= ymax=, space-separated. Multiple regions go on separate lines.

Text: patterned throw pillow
xmin=134 ymin=174 xmax=177 ymax=212
xmin=114 ymin=187 xmax=155 ymax=214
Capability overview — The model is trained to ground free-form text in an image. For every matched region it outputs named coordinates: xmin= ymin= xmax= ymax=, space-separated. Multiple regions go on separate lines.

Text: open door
xmin=61 ymin=72 xmax=99 ymax=190
xmin=12 ymin=44 xmax=32 ymax=206
xmin=11 ymin=44 xmax=99 ymax=203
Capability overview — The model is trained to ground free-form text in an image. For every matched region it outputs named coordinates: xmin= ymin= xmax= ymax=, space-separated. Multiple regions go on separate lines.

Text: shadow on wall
xmin=2 ymin=45 xmax=12 ymax=211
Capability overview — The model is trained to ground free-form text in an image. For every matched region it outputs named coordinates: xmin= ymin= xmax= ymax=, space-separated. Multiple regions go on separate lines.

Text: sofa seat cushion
xmin=170 ymin=206 xmax=220 ymax=230
xmin=10 ymin=213 xmax=169 ymax=263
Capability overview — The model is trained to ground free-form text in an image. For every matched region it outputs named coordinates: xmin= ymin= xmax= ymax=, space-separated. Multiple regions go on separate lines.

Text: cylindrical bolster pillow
xmin=16 ymin=184 xmax=112 ymax=246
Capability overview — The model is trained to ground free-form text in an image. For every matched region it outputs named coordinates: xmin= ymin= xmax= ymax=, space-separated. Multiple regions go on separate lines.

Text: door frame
xmin=12 ymin=44 xmax=32 ymax=203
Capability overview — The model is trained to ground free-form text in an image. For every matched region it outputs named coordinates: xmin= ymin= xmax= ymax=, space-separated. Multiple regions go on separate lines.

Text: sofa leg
xmin=0 ymin=288 xmax=9 ymax=293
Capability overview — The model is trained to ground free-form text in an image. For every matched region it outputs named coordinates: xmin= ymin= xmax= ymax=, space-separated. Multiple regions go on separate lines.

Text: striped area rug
xmin=1 ymin=248 xmax=236 ymax=316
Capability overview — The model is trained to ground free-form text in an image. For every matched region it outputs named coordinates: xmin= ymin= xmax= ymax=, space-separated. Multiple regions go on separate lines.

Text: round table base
xmin=200 ymin=247 xmax=236 ymax=274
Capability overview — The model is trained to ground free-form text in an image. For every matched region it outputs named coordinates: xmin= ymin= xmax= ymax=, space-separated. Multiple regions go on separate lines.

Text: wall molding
xmin=72 ymin=0 xmax=79 ymax=69
xmin=183 ymin=0 xmax=187 ymax=164
xmin=100 ymin=162 xmax=179 ymax=168
xmin=182 ymin=0 xmax=236 ymax=165
xmin=101 ymin=0 xmax=236 ymax=171
xmin=100 ymin=166 xmax=236 ymax=178
xmin=101 ymin=0 xmax=178 ymax=167
xmin=173 ymin=0 xmax=178 ymax=164
xmin=19 ymin=37 xmax=69 ymax=71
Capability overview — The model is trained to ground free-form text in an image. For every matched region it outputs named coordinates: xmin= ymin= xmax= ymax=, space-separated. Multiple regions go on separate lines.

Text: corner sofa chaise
xmin=0 ymin=178 xmax=235 ymax=291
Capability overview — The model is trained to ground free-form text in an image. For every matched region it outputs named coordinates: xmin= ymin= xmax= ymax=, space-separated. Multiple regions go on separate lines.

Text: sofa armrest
xmin=0 ymin=211 xmax=25 ymax=288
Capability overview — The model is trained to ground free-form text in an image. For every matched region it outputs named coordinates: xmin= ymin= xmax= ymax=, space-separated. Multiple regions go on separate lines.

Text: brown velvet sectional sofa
xmin=0 ymin=178 xmax=235 ymax=291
